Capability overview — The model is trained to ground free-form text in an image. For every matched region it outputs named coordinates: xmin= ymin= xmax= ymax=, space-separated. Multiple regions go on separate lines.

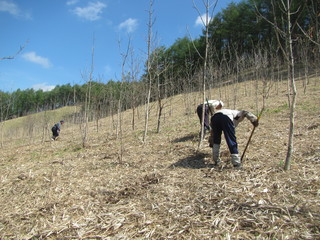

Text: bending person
xmin=196 ymin=100 xmax=221 ymax=137
xmin=51 ymin=120 xmax=65 ymax=141
xmin=210 ymin=101 xmax=258 ymax=168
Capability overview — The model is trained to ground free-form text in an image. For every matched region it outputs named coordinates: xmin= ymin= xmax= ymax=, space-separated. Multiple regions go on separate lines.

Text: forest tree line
xmin=1 ymin=0 xmax=318 ymax=121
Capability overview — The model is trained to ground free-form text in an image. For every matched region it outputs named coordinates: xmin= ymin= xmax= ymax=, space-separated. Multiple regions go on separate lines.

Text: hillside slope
xmin=0 ymin=79 xmax=319 ymax=239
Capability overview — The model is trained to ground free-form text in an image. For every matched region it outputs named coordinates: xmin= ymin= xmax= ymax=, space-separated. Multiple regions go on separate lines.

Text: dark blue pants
xmin=197 ymin=104 xmax=210 ymax=130
xmin=211 ymin=113 xmax=238 ymax=154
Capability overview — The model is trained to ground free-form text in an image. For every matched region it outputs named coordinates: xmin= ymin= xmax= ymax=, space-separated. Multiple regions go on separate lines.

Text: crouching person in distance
xmin=51 ymin=120 xmax=65 ymax=141
xmin=209 ymin=101 xmax=258 ymax=168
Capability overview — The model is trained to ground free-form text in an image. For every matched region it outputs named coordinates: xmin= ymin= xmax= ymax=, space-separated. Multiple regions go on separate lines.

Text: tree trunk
xmin=284 ymin=0 xmax=297 ymax=170
xmin=143 ymin=0 xmax=154 ymax=143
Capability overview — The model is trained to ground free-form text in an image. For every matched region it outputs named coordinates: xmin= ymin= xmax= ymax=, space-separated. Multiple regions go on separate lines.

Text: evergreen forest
xmin=1 ymin=0 xmax=319 ymax=120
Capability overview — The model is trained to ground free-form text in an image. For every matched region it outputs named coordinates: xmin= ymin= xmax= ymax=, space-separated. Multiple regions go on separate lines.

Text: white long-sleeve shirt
xmin=215 ymin=109 xmax=257 ymax=127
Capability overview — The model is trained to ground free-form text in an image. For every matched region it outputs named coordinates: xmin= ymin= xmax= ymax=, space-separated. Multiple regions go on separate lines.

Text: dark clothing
xmin=209 ymin=107 xmax=257 ymax=167
xmin=211 ymin=112 xmax=238 ymax=154
xmin=196 ymin=104 xmax=210 ymax=131
xmin=51 ymin=122 xmax=61 ymax=139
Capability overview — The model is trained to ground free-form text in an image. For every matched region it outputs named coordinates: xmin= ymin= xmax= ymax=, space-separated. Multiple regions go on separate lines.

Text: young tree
xmin=128 ymin=47 xmax=141 ymax=131
xmin=148 ymin=46 xmax=170 ymax=133
xmin=81 ymin=38 xmax=95 ymax=148
xmin=116 ymin=37 xmax=131 ymax=163
xmin=143 ymin=0 xmax=155 ymax=143
xmin=282 ymin=0 xmax=297 ymax=170
xmin=255 ymin=0 xmax=302 ymax=170
xmin=0 ymin=92 xmax=13 ymax=148
xmin=193 ymin=0 xmax=218 ymax=148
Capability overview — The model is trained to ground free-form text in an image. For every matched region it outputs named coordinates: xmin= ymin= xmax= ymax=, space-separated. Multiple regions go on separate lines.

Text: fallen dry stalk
xmin=0 ymin=79 xmax=319 ymax=239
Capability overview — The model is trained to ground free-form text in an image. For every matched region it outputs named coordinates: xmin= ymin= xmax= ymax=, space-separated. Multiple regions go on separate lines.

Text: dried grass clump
xmin=0 ymin=79 xmax=319 ymax=239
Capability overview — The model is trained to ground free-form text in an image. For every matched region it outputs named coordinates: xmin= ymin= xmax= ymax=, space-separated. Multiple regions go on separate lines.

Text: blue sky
xmin=0 ymin=0 xmax=238 ymax=92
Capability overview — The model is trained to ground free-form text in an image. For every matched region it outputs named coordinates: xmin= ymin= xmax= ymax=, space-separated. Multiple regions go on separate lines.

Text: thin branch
xmin=186 ymin=26 xmax=203 ymax=60
xmin=254 ymin=2 xmax=286 ymax=36
xmin=0 ymin=40 xmax=29 ymax=61
xmin=297 ymin=22 xmax=320 ymax=46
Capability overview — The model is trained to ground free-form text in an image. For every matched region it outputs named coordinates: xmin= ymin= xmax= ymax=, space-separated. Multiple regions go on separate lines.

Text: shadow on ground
xmin=170 ymin=152 xmax=213 ymax=169
xmin=171 ymin=133 xmax=198 ymax=143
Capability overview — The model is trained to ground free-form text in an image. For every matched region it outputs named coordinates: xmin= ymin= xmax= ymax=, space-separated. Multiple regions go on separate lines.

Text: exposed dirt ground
xmin=0 ymin=79 xmax=319 ymax=239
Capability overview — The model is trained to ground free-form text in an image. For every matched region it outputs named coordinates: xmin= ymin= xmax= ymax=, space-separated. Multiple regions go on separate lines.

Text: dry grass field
xmin=0 ymin=78 xmax=319 ymax=239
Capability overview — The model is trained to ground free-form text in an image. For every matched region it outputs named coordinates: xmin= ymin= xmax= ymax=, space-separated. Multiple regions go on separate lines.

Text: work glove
xmin=252 ymin=119 xmax=259 ymax=127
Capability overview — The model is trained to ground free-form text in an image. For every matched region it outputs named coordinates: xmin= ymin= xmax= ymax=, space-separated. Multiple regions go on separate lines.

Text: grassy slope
xmin=0 ymin=79 xmax=319 ymax=239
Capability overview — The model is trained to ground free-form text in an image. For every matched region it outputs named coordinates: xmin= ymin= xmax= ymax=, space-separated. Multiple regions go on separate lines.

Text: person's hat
xmin=60 ymin=120 xmax=65 ymax=123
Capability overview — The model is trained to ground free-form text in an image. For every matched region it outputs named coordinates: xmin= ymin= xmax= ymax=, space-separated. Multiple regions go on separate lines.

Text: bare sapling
xmin=41 ymin=111 xmax=50 ymax=143
xmin=0 ymin=93 xmax=14 ymax=148
xmin=116 ymin=37 xmax=131 ymax=163
xmin=143 ymin=0 xmax=155 ymax=143
xmin=253 ymin=46 xmax=274 ymax=111
xmin=81 ymin=38 xmax=95 ymax=148
xmin=255 ymin=0 xmax=299 ymax=170
xmin=128 ymin=47 xmax=140 ymax=131
xmin=155 ymin=51 xmax=170 ymax=133
xmin=193 ymin=0 xmax=218 ymax=148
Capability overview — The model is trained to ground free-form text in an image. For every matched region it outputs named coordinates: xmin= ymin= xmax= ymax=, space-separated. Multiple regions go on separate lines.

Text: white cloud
xmin=119 ymin=18 xmax=138 ymax=33
xmin=22 ymin=52 xmax=52 ymax=68
xmin=72 ymin=1 xmax=106 ymax=21
xmin=66 ymin=0 xmax=78 ymax=6
xmin=32 ymin=83 xmax=55 ymax=92
xmin=195 ymin=14 xmax=212 ymax=27
xmin=0 ymin=0 xmax=31 ymax=19
xmin=0 ymin=0 xmax=19 ymax=15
